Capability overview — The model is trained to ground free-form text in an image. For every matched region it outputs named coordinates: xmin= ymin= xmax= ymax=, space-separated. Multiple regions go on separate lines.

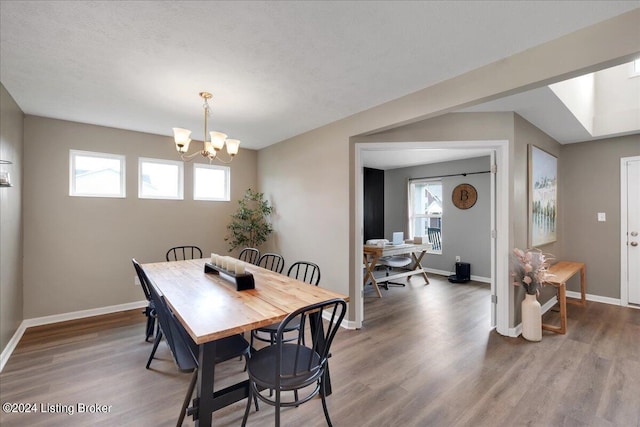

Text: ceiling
xmin=1 ymin=1 xmax=638 ymax=165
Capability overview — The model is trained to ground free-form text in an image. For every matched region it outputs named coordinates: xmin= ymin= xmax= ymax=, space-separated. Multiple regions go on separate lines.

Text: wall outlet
xmin=456 ymin=256 xmax=461 ymax=262
xmin=134 ymin=275 xmax=141 ymax=286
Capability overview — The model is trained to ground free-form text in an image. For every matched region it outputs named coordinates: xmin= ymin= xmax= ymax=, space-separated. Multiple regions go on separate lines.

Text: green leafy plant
xmin=225 ymin=188 xmax=273 ymax=252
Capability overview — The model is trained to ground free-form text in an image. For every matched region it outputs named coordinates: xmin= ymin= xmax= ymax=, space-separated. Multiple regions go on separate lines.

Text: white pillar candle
xmin=228 ymin=259 xmax=236 ymax=272
xmin=235 ymin=262 xmax=245 ymax=275
xmin=210 ymin=253 xmax=216 ymax=264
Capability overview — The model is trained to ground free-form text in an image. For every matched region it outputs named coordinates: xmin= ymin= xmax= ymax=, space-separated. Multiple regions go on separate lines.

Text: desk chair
xmin=378 ymin=256 xmax=412 ymax=289
xmin=166 ymin=245 xmax=202 ymax=262
xmin=242 ymin=298 xmax=347 ymax=427
xmin=239 ymin=248 xmax=260 ymax=265
xmin=258 ymin=253 xmax=285 ymax=273
xmin=132 ymin=258 xmax=156 ymax=342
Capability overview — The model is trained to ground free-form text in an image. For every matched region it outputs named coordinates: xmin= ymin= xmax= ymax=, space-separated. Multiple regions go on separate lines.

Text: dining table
xmin=142 ymin=258 xmax=349 ymax=426
xmin=363 ymin=242 xmax=432 ymax=297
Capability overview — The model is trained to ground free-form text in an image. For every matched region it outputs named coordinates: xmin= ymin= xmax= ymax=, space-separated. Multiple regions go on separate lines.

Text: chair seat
xmin=248 ymin=344 xmax=322 ymax=391
xmin=211 ymin=335 xmax=252 ymax=363
xmin=379 ymin=256 xmax=412 ymax=268
xmin=256 ymin=317 xmax=301 ymax=334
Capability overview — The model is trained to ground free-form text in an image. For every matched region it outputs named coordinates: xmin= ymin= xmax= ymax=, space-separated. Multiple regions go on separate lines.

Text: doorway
xmin=353 ymin=140 xmax=510 ymax=336
xmin=621 ymin=156 xmax=640 ymax=307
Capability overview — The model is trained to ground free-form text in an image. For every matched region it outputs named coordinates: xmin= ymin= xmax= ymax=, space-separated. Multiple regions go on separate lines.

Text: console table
xmin=542 ymin=261 xmax=586 ymax=335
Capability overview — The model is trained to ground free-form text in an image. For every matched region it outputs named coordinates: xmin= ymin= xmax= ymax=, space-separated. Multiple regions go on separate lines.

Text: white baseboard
xmin=424 ymin=268 xmax=491 ymax=284
xmin=0 ymin=300 xmax=147 ymax=373
xmin=0 ymin=322 xmax=28 ymax=373
xmin=565 ymin=290 xmax=621 ymax=306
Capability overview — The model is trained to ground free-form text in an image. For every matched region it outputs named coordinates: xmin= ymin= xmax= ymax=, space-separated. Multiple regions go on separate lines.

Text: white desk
xmin=363 ymin=243 xmax=432 ymax=297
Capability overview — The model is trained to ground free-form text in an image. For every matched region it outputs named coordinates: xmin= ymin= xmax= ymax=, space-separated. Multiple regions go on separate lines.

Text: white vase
xmin=521 ymin=293 xmax=542 ymax=341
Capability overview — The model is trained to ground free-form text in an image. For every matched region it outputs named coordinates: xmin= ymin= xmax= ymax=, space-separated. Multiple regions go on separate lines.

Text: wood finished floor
xmin=1 ymin=274 xmax=639 ymax=427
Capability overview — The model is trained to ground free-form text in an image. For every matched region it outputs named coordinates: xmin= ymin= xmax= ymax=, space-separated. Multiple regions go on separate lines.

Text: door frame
xmin=353 ymin=139 xmax=510 ymax=336
xmin=620 ymin=155 xmax=640 ymax=308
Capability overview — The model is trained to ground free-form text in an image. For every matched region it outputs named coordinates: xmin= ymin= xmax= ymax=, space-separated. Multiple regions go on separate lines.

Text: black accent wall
xmin=363 ymin=167 xmax=384 ymax=243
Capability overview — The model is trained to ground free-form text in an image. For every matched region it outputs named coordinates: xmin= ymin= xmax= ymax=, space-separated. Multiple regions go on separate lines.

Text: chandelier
xmin=172 ymin=91 xmax=240 ymax=163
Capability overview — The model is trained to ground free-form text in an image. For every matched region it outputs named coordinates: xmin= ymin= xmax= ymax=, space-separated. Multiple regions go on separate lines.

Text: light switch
xmin=597 ymin=212 xmax=606 ymax=222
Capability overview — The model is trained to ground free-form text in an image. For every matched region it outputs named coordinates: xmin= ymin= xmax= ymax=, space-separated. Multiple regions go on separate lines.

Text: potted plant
xmin=225 ymin=188 xmax=273 ymax=252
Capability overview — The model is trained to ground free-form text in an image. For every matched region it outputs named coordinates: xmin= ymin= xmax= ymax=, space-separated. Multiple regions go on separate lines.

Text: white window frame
xmin=69 ymin=149 xmax=126 ymax=198
xmin=630 ymin=58 xmax=640 ymax=78
xmin=408 ymin=178 xmax=443 ymax=254
xmin=193 ymin=163 xmax=230 ymax=201
xmin=138 ymin=157 xmax=184 ymax=200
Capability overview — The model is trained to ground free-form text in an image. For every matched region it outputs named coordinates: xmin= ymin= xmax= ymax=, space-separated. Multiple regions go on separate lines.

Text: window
xmin=69 ymin=150 xmax=125 ymax=198
xmin=138 ymin=158 xmax=184 ymax=200
xmin=630 ymin=58 xmax=640 ymax=78
xmin=408 ymin=179 xmax=442 ymax=253
xmin=194 ymin=163 xmax=230 ymax=201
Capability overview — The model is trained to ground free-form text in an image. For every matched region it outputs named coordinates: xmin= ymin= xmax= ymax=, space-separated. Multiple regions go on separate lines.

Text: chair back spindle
xmin=258 ymin=253 xmax=285 ymax=273
xmin=239 ymin=248 xmax=260 ymax=265
xmin=166 ymin=246 xmax=203 ymax=262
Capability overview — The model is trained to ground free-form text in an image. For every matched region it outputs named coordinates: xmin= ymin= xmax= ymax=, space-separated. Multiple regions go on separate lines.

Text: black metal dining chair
xmin=239 ymin=248 xmax=260 ymax=265
xmin=141 ymin=266 xmax=254 ymax=425
xmin=287 ymin=261 xmax=321 ymax=286
xmin=251 ymin=261 xmax=321 ymax=347
xmin=241 ymin=298 xmax=347 ymax=427
xmin=257 ymin=253 xmax=285 ymax=273
xmin=166 ymin=245 xmax=202 ymax=261
xmin=132 ymin=258 xmax=156 ymax=342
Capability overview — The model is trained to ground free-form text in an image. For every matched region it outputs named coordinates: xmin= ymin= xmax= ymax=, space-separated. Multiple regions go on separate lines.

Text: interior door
xmin=626 ymin=159 xmax=640 ymax=305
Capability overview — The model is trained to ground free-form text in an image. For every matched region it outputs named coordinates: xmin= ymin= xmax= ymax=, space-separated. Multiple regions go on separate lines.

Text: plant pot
xmin=521 ymin=293 xmax=542 ymax=341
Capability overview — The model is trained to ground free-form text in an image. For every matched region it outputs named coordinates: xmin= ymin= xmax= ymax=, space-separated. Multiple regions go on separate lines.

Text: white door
xmin=623 ymin=158 xmax=640 ymax=305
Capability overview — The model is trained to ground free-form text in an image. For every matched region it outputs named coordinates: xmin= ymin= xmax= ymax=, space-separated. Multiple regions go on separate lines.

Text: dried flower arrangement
xmin=511 ymin=248 xmax=554 ymax=295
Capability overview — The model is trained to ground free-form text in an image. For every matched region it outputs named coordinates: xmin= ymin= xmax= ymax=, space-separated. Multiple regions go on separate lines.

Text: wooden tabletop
xmin=546 ymin=261 xmax=585 ymax=286
xmin=142 ymin=258 xmax=348 ymax=345
xmin=363 ymin=243 xmax=432 ymax=257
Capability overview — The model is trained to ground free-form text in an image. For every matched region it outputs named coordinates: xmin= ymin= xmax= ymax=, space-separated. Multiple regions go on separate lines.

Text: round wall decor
xmin=452 ymin=184 xmax=477 ymax=209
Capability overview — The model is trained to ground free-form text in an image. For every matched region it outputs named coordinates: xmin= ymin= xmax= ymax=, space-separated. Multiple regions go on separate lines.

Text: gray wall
xmin=22 ymin=116 xmax=258 ymax=318
xmin=354 ymin=112 xmax=563 ymax=326
xmin=0 ymin=83 xmax=24 ymax=353
xmin=560 ymin=134 xmax=640 ymax=298
xmin=384 ymin=156 xmax=492 ymax=278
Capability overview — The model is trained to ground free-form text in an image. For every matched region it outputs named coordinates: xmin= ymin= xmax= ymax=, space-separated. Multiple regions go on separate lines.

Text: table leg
xmin=309 ymin=312 xmax=332 ymax=396
xmin=542 ymin=284 xmax=567 ymax=335
xmin=196 ymin=340 xmax=216 ymax=427
xmin=363 ymin=253 xmax=382 ymax=298
xmin=412 ymin=251 xmax=429 ymax=284
xmin=557 ymin=284 xmax=567 ymax=334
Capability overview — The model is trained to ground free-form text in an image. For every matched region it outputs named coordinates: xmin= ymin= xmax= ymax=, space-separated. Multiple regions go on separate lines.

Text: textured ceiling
xmin=1 ymin=1 xmax=638 ymax=151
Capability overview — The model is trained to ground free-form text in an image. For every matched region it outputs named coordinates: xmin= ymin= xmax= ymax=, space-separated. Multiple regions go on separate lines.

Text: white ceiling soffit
xmin=1 ymin=2 xmax=638 ymax=150
xmin=458 ymin=86 xmax=594 ymax=143
xmin=459 ymin=61 xmax=640 ymax=144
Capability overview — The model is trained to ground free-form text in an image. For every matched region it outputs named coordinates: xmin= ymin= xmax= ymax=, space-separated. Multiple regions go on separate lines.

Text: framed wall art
xmin=529 ymin=145 xmax=557 ymax=247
